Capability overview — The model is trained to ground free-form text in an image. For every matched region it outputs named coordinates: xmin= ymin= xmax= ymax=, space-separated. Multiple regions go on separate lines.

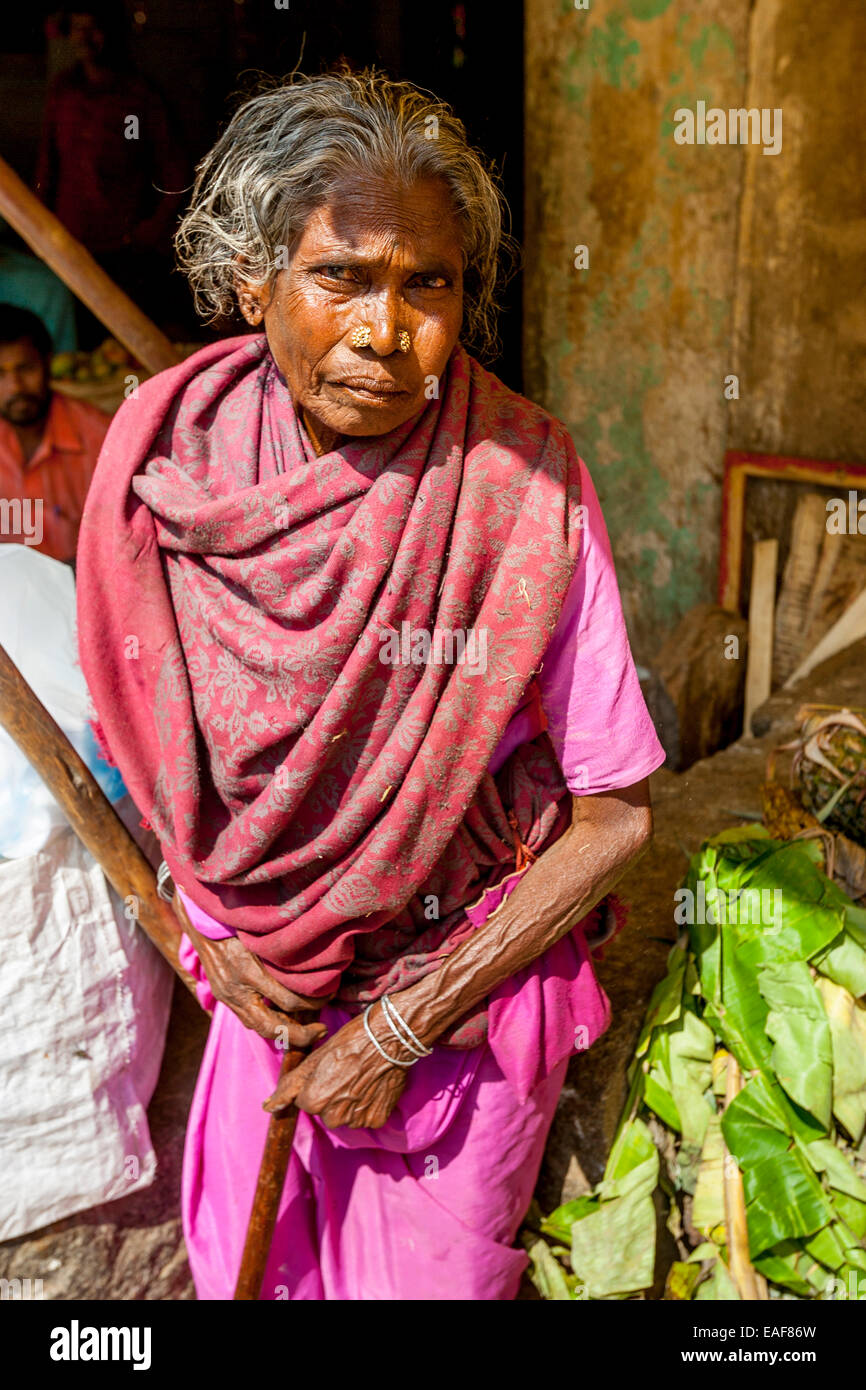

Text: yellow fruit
xmin=50 ymin=352 xmax=77 ymax=378
xmin=100 ymin=338 xmax=130 ymax=366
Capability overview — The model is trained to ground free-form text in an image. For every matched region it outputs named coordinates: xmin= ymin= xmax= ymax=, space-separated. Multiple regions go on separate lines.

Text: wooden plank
xmin=784 ymin=586 xmax=866 ymax=688
xmin=0 ymin=155 xmax=177 ymax=376
xmin=743 ymin=538 xmax=778 ymax=733
xmin=773 ymin=492 xmax=828 ymax=684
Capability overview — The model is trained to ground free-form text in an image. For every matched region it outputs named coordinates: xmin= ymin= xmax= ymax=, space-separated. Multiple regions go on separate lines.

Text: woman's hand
xmin=266 ymin=782 xmax=653 ymax=1130
xmin=185 ymin=920 xmax=327 ymax=1049
xmin=264 ymin=1006 xmax=415 ymax=1130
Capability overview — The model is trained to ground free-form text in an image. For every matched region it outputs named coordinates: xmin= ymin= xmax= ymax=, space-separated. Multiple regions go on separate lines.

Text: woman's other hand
xmin=185 ymin=920 xmax=327 ymax=1049
xmin=264 ymin=1005 xmax=415 ymax=1130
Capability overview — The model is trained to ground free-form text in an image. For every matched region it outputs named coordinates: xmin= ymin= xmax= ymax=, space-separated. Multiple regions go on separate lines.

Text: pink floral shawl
xmin=77 ymin=334 xmax=584 ymax=1026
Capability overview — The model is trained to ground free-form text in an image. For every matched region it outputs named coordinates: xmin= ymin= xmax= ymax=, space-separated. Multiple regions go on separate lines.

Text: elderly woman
xmin=77 ymin=69 xmax=664 ymax=1301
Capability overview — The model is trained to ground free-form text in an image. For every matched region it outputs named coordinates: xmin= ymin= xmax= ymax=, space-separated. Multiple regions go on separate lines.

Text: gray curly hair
xmin=174 ymin=68 xmax=515 ymax=360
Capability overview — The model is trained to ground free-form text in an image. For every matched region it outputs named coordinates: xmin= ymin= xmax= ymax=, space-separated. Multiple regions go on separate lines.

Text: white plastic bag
xmin=0 ymin=825 xmax=173 ymax=1239
xmin=0 ymin=545 xmax=125 ymax=860
xmin=0 ymin=546 xmax=173 ymax=1238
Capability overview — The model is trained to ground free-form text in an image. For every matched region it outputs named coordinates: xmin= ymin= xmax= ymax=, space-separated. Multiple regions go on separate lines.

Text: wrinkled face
xmin=238 ymin=175 xmax=464 ymax=439
xmin=0 ymin=339 xmax=49 ymax=425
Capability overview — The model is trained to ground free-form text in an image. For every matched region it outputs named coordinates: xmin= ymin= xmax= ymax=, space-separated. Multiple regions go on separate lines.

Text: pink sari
xmin=179 ymin=870 xmax=611 ymax=1300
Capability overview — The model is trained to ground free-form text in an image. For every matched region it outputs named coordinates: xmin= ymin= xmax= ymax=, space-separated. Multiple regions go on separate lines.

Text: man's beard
xmin=1 ymin=394 xmax=48 ymax=426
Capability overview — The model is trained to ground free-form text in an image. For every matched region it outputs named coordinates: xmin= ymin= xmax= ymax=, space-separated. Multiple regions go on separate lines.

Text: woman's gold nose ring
xmin=349 ymin=325 xmax=412 ymax=354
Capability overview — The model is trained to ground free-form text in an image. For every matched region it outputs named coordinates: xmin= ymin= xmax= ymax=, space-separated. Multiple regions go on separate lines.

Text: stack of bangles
xmin=363 ymin=993 xmax=434 ymax=1067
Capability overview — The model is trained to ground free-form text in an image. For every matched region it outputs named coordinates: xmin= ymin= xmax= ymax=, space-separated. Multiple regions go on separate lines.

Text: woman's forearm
xmin=269 ymin=783 xmax=654 ymax=1123
xmin=393 ymin=781 xmax=653 ymax=1048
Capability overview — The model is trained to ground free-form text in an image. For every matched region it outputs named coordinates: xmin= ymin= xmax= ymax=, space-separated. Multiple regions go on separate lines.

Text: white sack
xmin=0 ymin=545 xmax=125 ymax=859
xmin=0 ymin=825 xmax=173 ymax=1239
xmin=0 ymin=546 xmax=173 ymax=1239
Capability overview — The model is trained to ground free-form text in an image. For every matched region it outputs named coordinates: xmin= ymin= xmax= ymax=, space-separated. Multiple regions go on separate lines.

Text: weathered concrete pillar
xmin=727 ymin=0 xmax=866 ymax=464
xmin=526 ymin=1 xmax=828 ymax=659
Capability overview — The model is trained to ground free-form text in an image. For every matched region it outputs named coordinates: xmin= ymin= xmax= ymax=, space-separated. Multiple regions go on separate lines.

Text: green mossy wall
xmin=524 ymin=0 xmax=866 ymax=659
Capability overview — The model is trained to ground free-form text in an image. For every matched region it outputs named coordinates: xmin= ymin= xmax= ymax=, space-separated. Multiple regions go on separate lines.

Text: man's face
xmin=240 ymin=176 xmax=464 ymax=439
xmin=0 ymin=339 xmax=49 ymax=426
xmin=68 ymin=14 xmax=106 ymax=63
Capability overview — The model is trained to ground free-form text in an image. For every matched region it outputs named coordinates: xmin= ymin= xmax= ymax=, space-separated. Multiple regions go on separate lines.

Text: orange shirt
xmin=0 ymin=391 xmax=110 ymax=563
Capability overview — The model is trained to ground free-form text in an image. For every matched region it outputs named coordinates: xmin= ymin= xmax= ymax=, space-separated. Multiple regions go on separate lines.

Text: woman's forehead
xmin=296 ymin=177 xmax=463 ymax=261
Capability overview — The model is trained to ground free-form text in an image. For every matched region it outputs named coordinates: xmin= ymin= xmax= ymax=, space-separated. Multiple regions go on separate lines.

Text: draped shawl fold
xmin=77 ymin=335 xmax=584 ymax=1033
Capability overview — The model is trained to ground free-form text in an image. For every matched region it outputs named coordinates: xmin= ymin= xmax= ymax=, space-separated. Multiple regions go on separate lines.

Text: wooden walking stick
xmin=0 ymin=155 xmax=177 ymax=376
xmin=233 ymin=1046 xmax=309 ymax=1301
xmin=0 ymin=640 xmax=310 ymax=1299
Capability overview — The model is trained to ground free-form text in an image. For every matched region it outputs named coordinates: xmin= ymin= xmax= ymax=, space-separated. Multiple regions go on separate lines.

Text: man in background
xmin=35 ymin=5 xmax=188 ymax=343
xmin=0 ymin=305 xmax=109 ymax=564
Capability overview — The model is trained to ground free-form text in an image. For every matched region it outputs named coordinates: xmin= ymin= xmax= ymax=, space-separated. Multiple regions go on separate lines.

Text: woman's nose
xmin=367 ymin=291 xmax=402 ymax=356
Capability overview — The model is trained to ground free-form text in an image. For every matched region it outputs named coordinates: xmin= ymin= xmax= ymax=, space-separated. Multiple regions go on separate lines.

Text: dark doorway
xmin=1 ymin=1 xmax=524 ymax=386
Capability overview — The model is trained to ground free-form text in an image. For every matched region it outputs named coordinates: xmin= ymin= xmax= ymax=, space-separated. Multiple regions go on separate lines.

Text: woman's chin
xmin=310 ymin=390 xmax=423 ymax=438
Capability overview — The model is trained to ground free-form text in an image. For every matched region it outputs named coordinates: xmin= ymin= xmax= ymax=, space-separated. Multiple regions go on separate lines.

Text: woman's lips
xmin=332 ymin=378 xmax=408 ymax=402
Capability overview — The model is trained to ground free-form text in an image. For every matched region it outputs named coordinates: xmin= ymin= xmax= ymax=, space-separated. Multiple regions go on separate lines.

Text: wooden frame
xmin=718 ymin=450 xmax=866 ymax=613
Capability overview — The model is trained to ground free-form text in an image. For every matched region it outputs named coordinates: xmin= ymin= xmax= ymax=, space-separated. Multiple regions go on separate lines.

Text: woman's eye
xmin=313 ymin=267 xmax=451 ymax=290
xmin=320 ymin=266 xmax=358 ymax=282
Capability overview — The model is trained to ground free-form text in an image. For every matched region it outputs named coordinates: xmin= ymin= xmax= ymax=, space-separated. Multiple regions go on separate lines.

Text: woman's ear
xmin=235 ymin=286 xmax=265 ymax=327
xmin=232 ymin=256 xmax=267 ymax=326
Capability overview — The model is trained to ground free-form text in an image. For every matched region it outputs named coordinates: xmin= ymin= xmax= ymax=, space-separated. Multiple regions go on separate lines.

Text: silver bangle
xmin=156 ymin=860 xmax=175 ymax=902
xmin=381 ymin=993 xmax=433 ymax=1057
xmin=363 ymin=1002 xmax=417 ymax=1067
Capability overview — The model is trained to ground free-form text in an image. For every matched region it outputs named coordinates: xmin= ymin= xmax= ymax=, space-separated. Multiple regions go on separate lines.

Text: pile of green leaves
xmin=526 ymin=828 xmax=866 ymax=1301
